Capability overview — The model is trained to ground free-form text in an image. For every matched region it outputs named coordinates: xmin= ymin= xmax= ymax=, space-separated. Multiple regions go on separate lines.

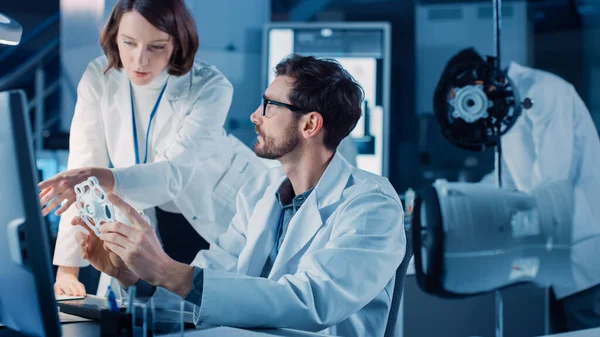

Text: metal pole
xmin=494 ymin=140 xmax=504 ymax=337
xmin=493 ymin=0 xmax=502 ymax=68
xmin=493 ymin=0 xmax=503 ymax=189
xmin=495 ymin=138 xmax=503 ymax=188
xmin=35 ymin=65 xmax=45 ymax=153
xmin=496 ymin=290 xmax=504 ymax=337
xmin=493 ymin=1 xmax=504 ymax=336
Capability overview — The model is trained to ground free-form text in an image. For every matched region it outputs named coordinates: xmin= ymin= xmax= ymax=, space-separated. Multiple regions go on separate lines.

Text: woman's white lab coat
xmin=484 ymin=62 xmax=600 ymax=299
xmin=53 ymin=56 xmax=264 ymax=267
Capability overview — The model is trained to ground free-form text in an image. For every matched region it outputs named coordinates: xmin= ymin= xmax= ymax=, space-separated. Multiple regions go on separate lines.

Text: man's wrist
xmin=158 ymin=258 xmax=194 ymax=298
xmin=116 ymin=269 xmax=139 ymax=288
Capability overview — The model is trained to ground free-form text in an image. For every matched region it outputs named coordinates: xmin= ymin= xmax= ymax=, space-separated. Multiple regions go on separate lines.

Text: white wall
xmin=60 ymin=0 xmax=270 ymax=146
xmin=185 ymin=0 xmax=269 ymax=146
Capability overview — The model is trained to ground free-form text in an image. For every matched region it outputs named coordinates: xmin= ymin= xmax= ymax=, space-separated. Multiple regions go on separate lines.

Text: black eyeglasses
xmin=262 ymin=96 xmax=304 ymax=117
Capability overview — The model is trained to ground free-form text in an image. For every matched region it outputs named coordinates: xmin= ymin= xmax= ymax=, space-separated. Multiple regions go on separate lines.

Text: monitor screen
xmin=0 ymin=90 xmax=61 ymax=337
xmin=263 ymin=23 xmax=391 ymax=177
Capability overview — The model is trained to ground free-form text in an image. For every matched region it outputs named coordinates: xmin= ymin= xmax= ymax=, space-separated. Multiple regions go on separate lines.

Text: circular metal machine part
xmin=434 ymin=60 xmax=522 ymax=152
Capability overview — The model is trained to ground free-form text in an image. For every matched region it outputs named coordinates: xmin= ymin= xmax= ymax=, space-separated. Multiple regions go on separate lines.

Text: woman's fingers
xmin=54 ymin=199 xmax=75 ymax=216
xmin=39 ymin=189 xmax=59 ymax=208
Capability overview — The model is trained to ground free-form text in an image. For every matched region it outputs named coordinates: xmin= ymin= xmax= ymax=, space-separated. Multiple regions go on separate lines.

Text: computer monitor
xmin=0 ymin=90 xmax=61 ymax=337
xmin=263 ymin=22 xmax=391 ymax=177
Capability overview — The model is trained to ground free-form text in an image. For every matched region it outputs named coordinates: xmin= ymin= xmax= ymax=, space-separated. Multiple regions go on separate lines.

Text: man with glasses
xmin=74 ymin=54 xmax=406 ymax=337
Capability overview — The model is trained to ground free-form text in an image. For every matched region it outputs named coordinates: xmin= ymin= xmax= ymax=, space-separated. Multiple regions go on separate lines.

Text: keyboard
xmin=55 ymin=294 xmax=86 ymax=301
xmin=57 ymin=296 xmax=121 ymax=320
xmin=57 ymin=295 xmax=196 ymax=330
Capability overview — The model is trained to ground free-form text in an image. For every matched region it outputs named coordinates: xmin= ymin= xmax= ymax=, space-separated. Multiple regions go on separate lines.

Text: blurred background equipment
xmin=433 ymin=57 xmax=523 ymax=152
xmin=415 ymin=0 xmax=531 ymax=190
xmin=413 ymin=179 xmax=577 ymax=297
xmin=420 ymin=1 xmax=542 ymax=337
xmin=0 ymin=12 xmax=22 ymax=45
xmin=415 ymin=1 xmax=530 ymax=118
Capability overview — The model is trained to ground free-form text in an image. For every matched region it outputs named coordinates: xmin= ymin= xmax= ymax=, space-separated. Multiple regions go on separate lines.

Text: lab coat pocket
xmin=212 ymin=153 xmax=249 ymax=211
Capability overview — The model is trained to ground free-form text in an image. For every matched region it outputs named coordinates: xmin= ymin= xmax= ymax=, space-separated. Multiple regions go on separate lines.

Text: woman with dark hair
xmin=40 ymin=0 xmax=263 ymax=296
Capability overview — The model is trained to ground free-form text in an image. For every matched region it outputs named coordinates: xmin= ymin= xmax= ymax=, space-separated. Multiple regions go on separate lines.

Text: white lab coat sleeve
xmin=565 ymin=88 xmax=600 ymax=232
xmin=146 ymin=176 xmax=269 ymax=310
xmin=111 ymin=73 xmax=233 ymax=209
xmin=188 ymin=171 xmax=272 ymax=271
xmin=188 ymin=193 xmax=249 ymax=272
xmin=111 ymin=160 xmax=195 ymax=210
xmin=195 ymin=192 xmax=405 ymax=331
xmin=53 ymin=61 xmax=109 ymax=267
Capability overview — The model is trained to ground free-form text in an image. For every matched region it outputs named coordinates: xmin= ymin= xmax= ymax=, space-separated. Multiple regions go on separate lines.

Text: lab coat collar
xmin=237 ymin=180 xmax=286 ymax=276
xmin=109 ymin=71 xmax=136 ymax=165
xmin=164 ymin=70 xmax=192 ymax=101
xmin=237 ymin=152 xmax=353 ymax=278
xmin=269 ymin=152 xmax=352 ymax=278
xmin=313 ymin=152 xmax=352 ymax=209
xmin=156 ymin=71 xmax=193 ymax=141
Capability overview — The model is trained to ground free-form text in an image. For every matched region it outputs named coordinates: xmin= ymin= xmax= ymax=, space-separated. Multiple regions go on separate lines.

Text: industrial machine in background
xmin=415 ymin=0 xmax=531 ymax=184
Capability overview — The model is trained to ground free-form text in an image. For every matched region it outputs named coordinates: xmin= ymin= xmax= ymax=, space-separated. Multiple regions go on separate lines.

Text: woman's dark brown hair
xmin=100 ymin=0 xmax=198 ymax=76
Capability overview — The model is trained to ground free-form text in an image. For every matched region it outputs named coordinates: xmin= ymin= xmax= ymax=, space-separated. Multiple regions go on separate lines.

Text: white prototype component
xmin=449 ymin=84 xmax=490 ymax=123
xmin=74 ymin=177 xmax=114 ymax=236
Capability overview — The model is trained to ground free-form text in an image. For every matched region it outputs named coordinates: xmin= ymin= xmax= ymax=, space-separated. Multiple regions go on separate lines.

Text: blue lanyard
xmin=130 ymin=82 xmax=167 ymax=164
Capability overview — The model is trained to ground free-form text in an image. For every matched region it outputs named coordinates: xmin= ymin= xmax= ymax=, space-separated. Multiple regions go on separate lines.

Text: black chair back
xmin=384 ymin=230 xmax=413 ymax=337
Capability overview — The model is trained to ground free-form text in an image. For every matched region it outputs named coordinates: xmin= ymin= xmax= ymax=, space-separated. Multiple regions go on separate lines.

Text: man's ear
xmin=301 ymin=111 xmax=324 ymax=139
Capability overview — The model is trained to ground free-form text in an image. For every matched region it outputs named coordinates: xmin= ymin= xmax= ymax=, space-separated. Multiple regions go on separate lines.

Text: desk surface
xmin=165 ymin=327 xmax=330 ymax=336
xmin=0 ymin=321 xmax=99 ymax=337
xmin=537 ymin=327 xmax=600 ymax=337
xmin=0 ymin=322 xmax=329 ymax=337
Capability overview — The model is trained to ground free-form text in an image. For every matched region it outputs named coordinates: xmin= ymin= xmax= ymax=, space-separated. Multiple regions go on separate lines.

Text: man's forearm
xmin=159 ymin=260 xmax=195 ymax=298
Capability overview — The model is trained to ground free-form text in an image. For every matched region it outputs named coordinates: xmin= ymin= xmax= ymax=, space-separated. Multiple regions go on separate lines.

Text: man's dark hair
xmin=275 ymin=54 xmax=364 ymax=151
xmin=100 ymin=0 xmax=198 ymax=76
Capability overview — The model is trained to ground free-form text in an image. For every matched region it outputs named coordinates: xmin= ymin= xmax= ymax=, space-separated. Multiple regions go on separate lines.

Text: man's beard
xmin=254 ymin=122 xmax=299 ymax=160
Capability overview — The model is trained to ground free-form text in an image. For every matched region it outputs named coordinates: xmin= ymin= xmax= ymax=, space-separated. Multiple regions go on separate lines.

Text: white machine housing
xmin=413 ymin=180 xmax=585 ymax=297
